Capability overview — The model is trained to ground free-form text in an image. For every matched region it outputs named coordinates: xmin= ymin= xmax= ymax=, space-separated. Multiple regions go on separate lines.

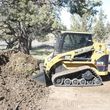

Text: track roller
xmin=64 ymin=78 xmax=71 ymax=86
xmin=54 ymin=78 xmax=63 ymax=86
xmin=93 ymin=77 xmax=102 ymax=85
xmin=79 ymin=78 xmax=86 ymax=86
xmin=72 ymin=78 xmax=79 ymax=86
xmin=87 ymin=81 xmax=93 ymax=85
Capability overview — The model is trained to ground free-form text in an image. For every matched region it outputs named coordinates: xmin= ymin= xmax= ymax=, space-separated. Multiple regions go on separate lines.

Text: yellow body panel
xmin=44 ymin=33 xmax=109 ymax=77
xmin=62 ymin=61 xmax=108 ymax=76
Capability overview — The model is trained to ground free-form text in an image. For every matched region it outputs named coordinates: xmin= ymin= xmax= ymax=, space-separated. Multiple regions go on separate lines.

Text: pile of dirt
xmin=0 ymin=52 xmax=49 ymax=110
xmin=4 ymin=52 xmax=39 ymax=74
xmin=0 ymin=49 xmax=18 ymax=66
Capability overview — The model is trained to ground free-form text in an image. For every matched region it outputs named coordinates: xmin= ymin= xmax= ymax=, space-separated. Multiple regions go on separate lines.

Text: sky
xmin=61 ymin=0 xmax=110 ymax=29
xmin=102 ymin=0 xmax=110 ymax=21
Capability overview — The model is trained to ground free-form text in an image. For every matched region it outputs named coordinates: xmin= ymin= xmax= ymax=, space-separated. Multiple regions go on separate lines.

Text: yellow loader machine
xmin=35 ymin=31 xmax=109 ymax=87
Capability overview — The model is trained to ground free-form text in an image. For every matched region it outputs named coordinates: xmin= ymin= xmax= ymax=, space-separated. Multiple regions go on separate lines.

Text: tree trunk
xmin=18 ymin=36 xmax=30 ymax=54
xmin=18 ymin=22 xmax=30 ymax=54
xmin=28 ymin=38 xmax=32 ymax=50
xmin=7 ymin=42 xmax=14 ymax=49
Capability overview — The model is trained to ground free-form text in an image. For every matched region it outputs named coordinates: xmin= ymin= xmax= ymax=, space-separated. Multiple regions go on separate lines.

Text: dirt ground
xmin=42 ymin=82 xmax=110 ymax=110
xmin=1 ymin=51 xmax=110 ymax=110
xmin=42 ymin=67 xmax=110 ymax=110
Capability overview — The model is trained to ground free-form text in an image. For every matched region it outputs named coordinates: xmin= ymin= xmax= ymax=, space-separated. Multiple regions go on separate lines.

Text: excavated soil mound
xmin=0 ymin=50 xmax=18 ymax=66
xmin=0 ymin=52 xmax=49 ymax=110
xmin=4 ymin=52 xmax=39 ymax=74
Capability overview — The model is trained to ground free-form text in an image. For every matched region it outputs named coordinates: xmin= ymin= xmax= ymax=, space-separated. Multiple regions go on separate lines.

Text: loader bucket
xmin=32 ymin=71 xmax=47 ymax=86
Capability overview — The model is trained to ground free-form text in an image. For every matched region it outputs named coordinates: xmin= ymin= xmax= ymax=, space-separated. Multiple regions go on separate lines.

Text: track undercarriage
xmin=52 ymin=66 xmax=102 ymax=87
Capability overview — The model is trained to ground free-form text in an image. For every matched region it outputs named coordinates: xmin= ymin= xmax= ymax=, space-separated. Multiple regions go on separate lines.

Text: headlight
xmin=96 ymin=61 xmax=104 ymax=65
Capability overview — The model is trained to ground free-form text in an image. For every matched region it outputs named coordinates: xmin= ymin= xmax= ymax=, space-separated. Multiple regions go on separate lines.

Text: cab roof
xmin=61 ymin=31 xmax=92 ymax=35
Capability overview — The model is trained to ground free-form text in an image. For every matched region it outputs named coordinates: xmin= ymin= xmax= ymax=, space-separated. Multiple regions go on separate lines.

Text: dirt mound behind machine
xmin=34 ymin=31 xmax=109 ymax=87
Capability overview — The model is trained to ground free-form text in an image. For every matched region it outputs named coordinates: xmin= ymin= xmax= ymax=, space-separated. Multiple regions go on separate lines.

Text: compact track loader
xmin=34 ymin=31 xmax=109 ymax=87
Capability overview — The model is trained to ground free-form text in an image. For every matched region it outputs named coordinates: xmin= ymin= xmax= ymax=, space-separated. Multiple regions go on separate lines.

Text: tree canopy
xmin=0 ymin=0 xmax=104 ymax=54
xmin=0 ymin=0 xmax=63 ymax=54
xmin=70 ymin=0 xmax=103 ymax=32
xmin=93 ymin=9 xmax=107 ymax=40
xmin=57 ymin=0 xmax=102 ymax=17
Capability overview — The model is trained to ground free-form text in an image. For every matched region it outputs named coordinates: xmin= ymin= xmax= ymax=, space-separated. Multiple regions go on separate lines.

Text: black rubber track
xmin=52 ymin=66 xmax=102 ymax=87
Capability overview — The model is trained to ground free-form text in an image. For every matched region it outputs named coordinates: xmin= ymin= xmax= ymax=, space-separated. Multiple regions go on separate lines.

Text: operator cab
xmin=55 ymin=32 xmax=93 ymax=53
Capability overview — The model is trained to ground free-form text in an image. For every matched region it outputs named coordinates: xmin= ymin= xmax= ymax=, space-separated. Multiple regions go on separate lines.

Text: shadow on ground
xmin=101 ymin=73 xmax=110 ymax=82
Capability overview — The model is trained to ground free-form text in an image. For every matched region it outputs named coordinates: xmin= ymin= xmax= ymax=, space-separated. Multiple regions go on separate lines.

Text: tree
xmin=93 ymin=9 xmax=107 ymax=40
xmin=0 ymin=0 xmax=103 ymax=54
xmin=71 ymin=14 xmax=82 ymax=31
xmin=57 ymin=0 xmax=102 ymax=17
xmin=106 ymin=22 xmax=110 ymax=34
xmin=70 ymin=0 xmax=102 ymax=32
xmin=0 ymin=0 xmax=63 ymax=54
xmin=71 ymin=13 xmax=95 ymax=32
